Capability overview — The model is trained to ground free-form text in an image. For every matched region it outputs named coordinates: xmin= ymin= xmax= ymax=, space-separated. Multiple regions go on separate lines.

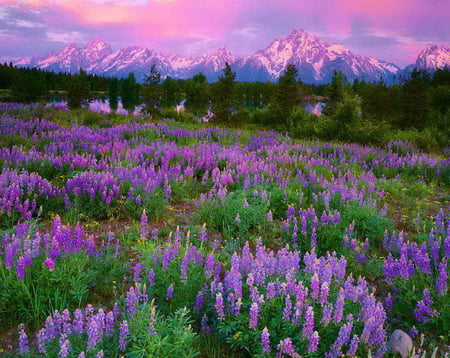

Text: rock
xmin=387 ymin=329 xmax=414 ymax=358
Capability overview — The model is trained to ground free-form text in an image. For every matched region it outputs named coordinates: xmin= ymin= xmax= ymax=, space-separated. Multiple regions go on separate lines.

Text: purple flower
xmin=308 ymin=331 xmax=320 ymax=353
xmin=148 ymin=269 xmax=155 ymax=287
xmin=148 ymin=306 xmax=157 ymax=336
xmin=37 ymin=328 xmax=47 ymax=354
xmin=261 ymin=327 xmax=271 ymax=353
xmin=118 ymin=320 xmax=129 ymax=350
xmin=436 ymin=258 xmax=448 ymax=296
xmin=310 ymin=272 xmax=320 ymax=300
xmin=140 ymin=210 xmax=149 ymax=240
xmin=302 ymin=306 xmax=314 ymax=338
xmin=215 ymin=292 xmax=225 ymax=320
xmin=201 ymin=314 xmax=211 ymax=334
xmin=276 ymin=337 xmax=296 ymax=357
xmin=320 ymin=281 xmax=329 ymax=304
xmin=195 ymin=290 xmax=204 ymax=311
xmin=43 ymin=257 xmax=55 ymax=270
xmin=18 ymin=328 xmax=29 ymax=356
xmin=249 ymin=302 xmax=259 ymax=329
xmin=58 ymin=339 xmax=70 ymax=358
xmin=348 ymin=334 xmax=360 ymax=356
xmin=166 ymin=283 xmax=174 ymax=299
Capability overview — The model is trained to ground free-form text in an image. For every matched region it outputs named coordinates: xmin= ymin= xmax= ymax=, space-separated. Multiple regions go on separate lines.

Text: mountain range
xmin=13 ymin=29 xmax=450 ymax=84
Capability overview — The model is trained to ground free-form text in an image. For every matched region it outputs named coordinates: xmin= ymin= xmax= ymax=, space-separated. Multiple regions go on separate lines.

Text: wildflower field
xmin=0 ymin=103 xmax=448 ymax=357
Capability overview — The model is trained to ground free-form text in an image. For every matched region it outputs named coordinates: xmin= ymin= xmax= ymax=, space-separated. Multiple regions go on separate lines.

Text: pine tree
xmin=398 ymin=69 xmax=431 ymax=129
xmin=66 ymin=68 xmax=91 ymax=110
xmin=322 ymin=71 xmax=345 ymax=117
xmin=211 ymin=63 xmax=237 ymax=122
xmin=121 ymin=73 xmax=140 ymax=114
xmin=185 ymin=73 xmax=210 ymax=116
xmin=160 ymin=76 xmax=181 ymax=108
xmin=141 ymin=64 xmax=161 ymax=118
xmin=271 ymin=64 xmax=302 ymax=128
xmin=108 ymin=77 xmax=119 ymax=112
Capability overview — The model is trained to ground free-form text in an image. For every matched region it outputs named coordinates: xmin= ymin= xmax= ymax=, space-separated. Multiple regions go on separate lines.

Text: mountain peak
xmin=84 ymin=38 xmax=110 ymax=50
xmin=416 ymin=45 xmax=450 ymax=69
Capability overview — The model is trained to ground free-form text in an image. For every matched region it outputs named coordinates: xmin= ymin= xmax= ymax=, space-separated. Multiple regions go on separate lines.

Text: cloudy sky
xmin=0 ymin=0 xmax=448 ymax=67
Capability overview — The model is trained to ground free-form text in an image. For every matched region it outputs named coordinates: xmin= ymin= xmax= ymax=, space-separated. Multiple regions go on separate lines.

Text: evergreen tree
xmin=160 ymin=76 xmax=181 ymax=108
xmin=141 ymin=64 xmax=161 ymax=118
xmin=398 ymin=69 xmax=431 ymax=129
xmin=270 ymin=64 xmax=302 ymax=128
xmin=322 ymin=71 xmax=345 ymax=117
xmin=108 ymin=77 xmax=119 ymax=112
xmin=185 ymin=73 xmax=210 ymax=116
xmin=11 ymin=69 xmax=48 ymax=103
xmin=211 ymin=63 xmax=237 ymax=122
xmin=121 ymin=73 xmax=140 ymax=114
xmin=66 ymin=68 xmax=91 ymax=110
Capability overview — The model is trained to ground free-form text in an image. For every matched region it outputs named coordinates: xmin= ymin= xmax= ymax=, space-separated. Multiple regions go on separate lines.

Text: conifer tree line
xmin=1 ymin=61 xmax=449 ymax=150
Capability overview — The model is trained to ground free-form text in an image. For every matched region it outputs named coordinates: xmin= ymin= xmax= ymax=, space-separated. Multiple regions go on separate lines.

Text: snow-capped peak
xmin=415 ymin=45 xmax=450 ymax=70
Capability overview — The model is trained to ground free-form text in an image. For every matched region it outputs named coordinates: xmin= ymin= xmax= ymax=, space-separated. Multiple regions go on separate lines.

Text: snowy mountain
xmin=415 ymin=46 xmax=450 ymax=70
xmin=13 ymin=29 xmax=448 ymax=83
xmin=234 ymin=29 xmax=399 ymax=83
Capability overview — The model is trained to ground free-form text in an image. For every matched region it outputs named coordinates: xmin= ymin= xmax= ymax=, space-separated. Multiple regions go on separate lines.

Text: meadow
xmin=0 ymin=103 xmax=448 ymax=357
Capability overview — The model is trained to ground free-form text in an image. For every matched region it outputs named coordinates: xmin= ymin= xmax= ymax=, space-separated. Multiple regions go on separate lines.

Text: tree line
xmin=1 ymin=61 xmax=449 ymax=150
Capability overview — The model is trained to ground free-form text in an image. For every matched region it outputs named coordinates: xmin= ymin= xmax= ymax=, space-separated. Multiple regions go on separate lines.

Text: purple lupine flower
xmin=347 ymin=334 xmax=360 ymax=357
xmin=133 ymin=263 xmax=144 ymax=283
xmin=215 ymin=292 xmax=225 ymax=320
xmin=308 ymin=331 xmax=320 ymax=353
xmin=409 ymin=326 xmax=419 ymax=338
xmin=148 ymin=269 xmax=155 ymax=287
xmin=302 ymin=306 xmax=314 ymax=338
xmin=282 ymin=295 xmax=292 ymax=321
xmin=58 ymin=339 xmax=70 ymax=358
xmin=235 ymin=213 xmax=241 ymax=222
xmin=201 ymin=314 xmax=211 ymax=334
xmin=43 ymin=257 xmax=55 ymax=270
xmin=78 ymin=353 xmax=86 ymax=358
xmin=261 ymin=327 xmax=271 ymax=353
xmin=195 ymin=290 xmax=204 ymax=311
xmin=276 ymin=338 xmax=296 ymax=357
xmin=37 ymin=328 xmax=47 ymax=354
xmin=414 ymin=300 xmax=439 ymax=323
xmin=249 ymin=301 xmax=259 ymax=329
xmin=384 ymin=293 xmax=394 ymax=311
xmin=310 ymin=272 xmax=320 ymax=300
xmin=321 ymin=303 xmax=333 ymax=326
xmin=166 ymin=284 xmax=174 ymax=299
xmin=61 ymin=309 xmax=72 ymax=337
xmin=15 ymin=255 xmax=27 ymax=280
xmin=266 ymin=282 xmax=277 ymax=301
xmin=333 ymin=290 xmax=345 ymax=324
xmin=267 ymin=210 xmax=273 ymax=222
xmin=118 ymin=320 xmax=129 ymax=350
xmin=96 ymin=350 xmax=104 ymax=358
xmin=105 ymin=311 xmax=115 ymax=337
xmin=18 ymin=327 xmax=29 ymax=356
xmin=436 ymin=258 xmax=448 ymax=295
xmin=320 ymin=282 xmax=329 ymax=304
xmin=140 ymin=210 xmax=149 ymax=240
xmin=330 ymin=314 xmax=354 ymax=356
xmin=148 ymin=306 xmax=157 ymax=336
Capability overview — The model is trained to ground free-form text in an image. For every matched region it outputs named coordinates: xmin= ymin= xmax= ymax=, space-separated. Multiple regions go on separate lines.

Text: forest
xmin=0 ymin=62 xmax=449 ymax=151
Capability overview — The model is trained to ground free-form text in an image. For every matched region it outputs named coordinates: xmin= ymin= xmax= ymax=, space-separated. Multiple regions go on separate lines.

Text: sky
xmin=0 ymin=0 xmax=449 ymax=67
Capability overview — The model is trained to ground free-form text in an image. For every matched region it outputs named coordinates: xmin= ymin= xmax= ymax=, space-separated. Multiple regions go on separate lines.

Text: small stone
xmin=387 ymin=329 xmax=413 ymax=358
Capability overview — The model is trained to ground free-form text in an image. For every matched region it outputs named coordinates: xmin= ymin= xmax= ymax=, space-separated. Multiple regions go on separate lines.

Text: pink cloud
xmin=0 ymin=0 xmax=448 ymax=66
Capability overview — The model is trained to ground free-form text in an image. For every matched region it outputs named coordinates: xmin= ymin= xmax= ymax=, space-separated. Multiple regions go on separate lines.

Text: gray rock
xmin=387 ymin=329 xmax=414 ymax=358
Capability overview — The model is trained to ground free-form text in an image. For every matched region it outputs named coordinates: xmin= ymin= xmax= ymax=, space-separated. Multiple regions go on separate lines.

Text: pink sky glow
xmin=0 ymin=0 xmax=449 ymax=67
